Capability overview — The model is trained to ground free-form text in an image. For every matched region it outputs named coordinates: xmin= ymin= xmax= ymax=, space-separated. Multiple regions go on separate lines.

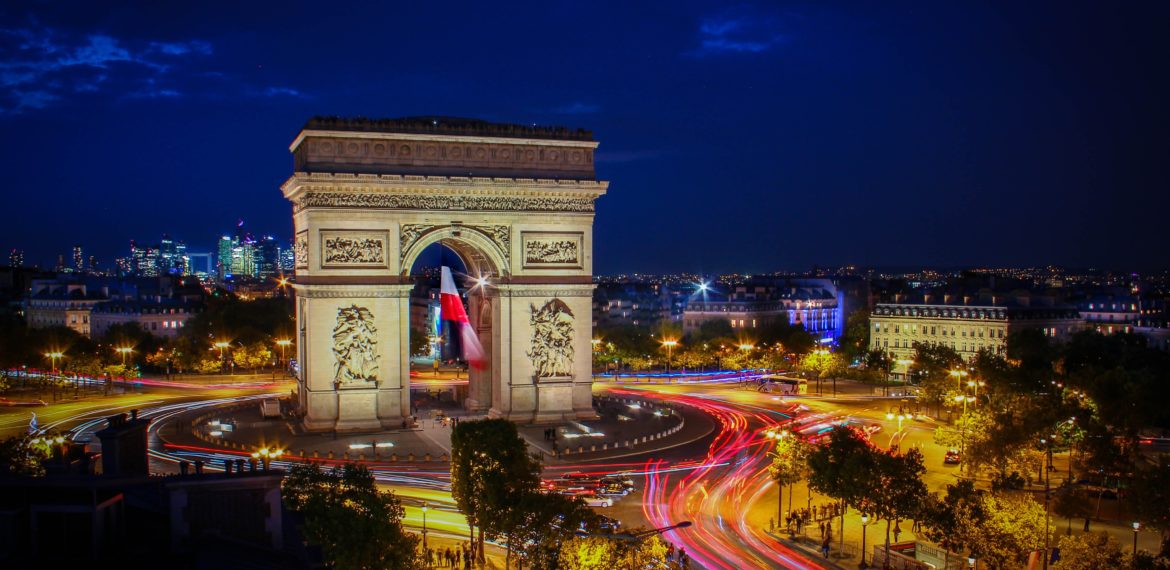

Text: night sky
xmin=1 ymin=2 xmax=1167 ymax=274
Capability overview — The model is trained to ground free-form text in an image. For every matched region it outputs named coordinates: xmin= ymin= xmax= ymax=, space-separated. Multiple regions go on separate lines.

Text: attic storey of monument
xmin=283 ymin=117 xmax=608 ymax=431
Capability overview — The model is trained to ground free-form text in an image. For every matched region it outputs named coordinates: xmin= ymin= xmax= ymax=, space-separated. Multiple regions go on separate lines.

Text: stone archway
xmin=283 ymin=116 xmax=607 ymax=431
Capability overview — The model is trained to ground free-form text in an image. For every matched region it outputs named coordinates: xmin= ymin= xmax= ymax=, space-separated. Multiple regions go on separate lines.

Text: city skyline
xmin=2 ymin=2 xmax=1168 ymax=273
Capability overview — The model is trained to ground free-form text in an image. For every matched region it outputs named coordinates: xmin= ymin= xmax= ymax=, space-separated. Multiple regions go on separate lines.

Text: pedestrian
xmin=893 ymin=523 xmax=902 ymax=543
xmin=821 ymin=537 xmax=830 ymax=558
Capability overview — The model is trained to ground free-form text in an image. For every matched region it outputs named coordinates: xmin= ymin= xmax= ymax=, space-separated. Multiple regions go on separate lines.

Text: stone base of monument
xmin=333 ymin=389 xmax=386 ymax=432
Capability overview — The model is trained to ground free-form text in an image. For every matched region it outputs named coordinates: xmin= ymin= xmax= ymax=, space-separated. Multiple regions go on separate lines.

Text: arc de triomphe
xmin=282 ymin=117 xmax=606 ymax=431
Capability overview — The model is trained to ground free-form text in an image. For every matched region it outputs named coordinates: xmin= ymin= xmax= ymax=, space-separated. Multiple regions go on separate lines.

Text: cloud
xmin=691 ymin=9 xmax=786 ymax=57
xmin=149 ymin=40 xmax=212 ymax=56
xmin=263 ymin=86 xmax=306 ymax=98
xmin=552 ymin=102 xmax=601 ymax=115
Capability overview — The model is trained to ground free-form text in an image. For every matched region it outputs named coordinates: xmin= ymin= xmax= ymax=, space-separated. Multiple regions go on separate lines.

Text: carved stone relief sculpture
xmin=324 ymin=236 xmax=385 ymax=265
xmin=522 ymin=232 xmax=583 ymax=269
xmin=294 ymin=232 xmax=309 ymax=268
xmin=527 ymin=298 xmax=575 ymax=378
xmin=332 ymin=305 xmax=379 ymax=386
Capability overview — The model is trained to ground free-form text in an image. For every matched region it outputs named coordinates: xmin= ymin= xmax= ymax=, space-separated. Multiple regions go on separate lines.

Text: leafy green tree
xmin=1055 ymin=532 xmax=1124 ymax=569
xmin=838 ymin=308 xmax=871 ymax=363
xmin=769 ymin=434 xmax=811 ymax=523
xmin=1130 ymin=455 xmax=1170 ymax=545
xmin=1052 ymin=484 xmax=1095 ymax=534
xmin=861 ymin=449 xmax=928 ymax=563
xmin=921 ymin=480 xmax=986 ymax=557
xmin=282 ymin=463 xmax=421 ymax=569
xmin=969 ymin=492 xmax=1051 ymax=569
xmin=232 ymin=342 xmax=273 ymax=371
xmin=557 ymin=535 xmax=681 ymax=570
xmin=450 ymin=418 xmax=541 ymax=564
xmin=409 ymin=327 xmax=431 ymax=358
xmin=909 ymin=344 xmax=964 ymax=413
xmin=0 ymin=434 xmax=54 ymax=477
xmin=506 ymin=491 xmax=597 ymax=570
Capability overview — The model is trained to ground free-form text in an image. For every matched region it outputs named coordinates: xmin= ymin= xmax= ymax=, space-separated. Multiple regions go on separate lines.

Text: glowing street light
xmin=662 ymin=339 xmax=679 ymax=373
xmin=115 ymin=346 xmax=133 ymax=366
xmin=861 ymin=514 xmax=871 ymax=567
xmin=422 ymin=502 xmax=429 ymax=551
xmin=275 ymin=339 xmax=292 ymax=366
xmin=44 ymin=351 xmax=64 ymax=373
xmin=739 ymin=343 xmax=754 ymax=351
xmin=697 ymin=282 xmax=709 ymax=293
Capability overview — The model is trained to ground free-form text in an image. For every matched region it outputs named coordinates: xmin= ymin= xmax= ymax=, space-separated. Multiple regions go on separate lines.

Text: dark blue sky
xmin=1 ymin=1 xmax=1167 ymax=273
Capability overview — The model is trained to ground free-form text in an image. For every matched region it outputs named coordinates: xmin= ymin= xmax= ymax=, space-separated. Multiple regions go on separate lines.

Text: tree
xmin=506 ymin=491 xmax=597 ymax=570
xmin=909 ymin=344 xmax=964 ymax=413
xmin=282 ymin=463 xmax=421 ymax=569
xmin=558 ymin=535 xmax=681 ymax=570
xmin=410 ymin=327 xmax=431 ymax=358
xmin=450 ymin=419 xmax=541 ymax=565
xmin=838 ymin=308 xmax=871 ymax=363
xmin=921 ymin=480 xmax=986 ymax=558
xmin=232 ymin=342 xmax=272 ymax=371
xmin=861 ymin=449 xmax=928 ymax=563
xmin=1052 ymin=484 xmax=1094 ymax=534
xmin=969 ymin=492 xmax=1050 ymax=569
xmin=1130 ymin=455 xmax=1170 ymax=545
xmin=0 ymin=434 xmax=54 ymax=477
xmin=769 ymin=434 xmax=810 ymax=524
xmin=1055 ymin=532 xmax=1125 ymax=569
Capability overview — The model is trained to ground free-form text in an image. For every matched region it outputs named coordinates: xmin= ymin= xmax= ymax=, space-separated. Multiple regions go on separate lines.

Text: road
xmin=5 ymin=372 xmax=957 ymax=569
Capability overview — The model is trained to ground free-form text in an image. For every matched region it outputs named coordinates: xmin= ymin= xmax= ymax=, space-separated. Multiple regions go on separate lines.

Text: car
xmin=583 ymin=495 xmax=614 ymax=508
xmin=944 ymin=449 xmax=961 ymax=464
xmin=596 ymin=514 xmax=621 ymax=532
xmin=597 ymin=482 xmax=630 ymax=496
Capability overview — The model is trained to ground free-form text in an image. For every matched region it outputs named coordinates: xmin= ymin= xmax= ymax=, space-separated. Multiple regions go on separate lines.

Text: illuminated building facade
xmin=682 ymin=278 xmax=844 ymax=344
xmin=870 ymin=293 xmax=1082 ymax=379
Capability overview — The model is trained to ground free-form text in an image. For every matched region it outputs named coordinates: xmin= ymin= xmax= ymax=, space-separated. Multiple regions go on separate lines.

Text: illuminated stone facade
xmin=284 ymin=117 xmax=606 ymax=430
xmin=870 ymin=294 xmax=1082 ymax=379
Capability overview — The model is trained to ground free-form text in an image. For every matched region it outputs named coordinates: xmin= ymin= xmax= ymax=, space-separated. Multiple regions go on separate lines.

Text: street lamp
xmin=422 ymin=502 xmax=429 ymax=555
xmin=214 ymin=341 xmax=231 ymax=373
xmin=577 ymin=520 xmax=692 ymax=542
xmin=44 ymin=351 xmax=64 ymax=374
xmin=662 ymin=339 xmax=678 ymax=374
xmin=949 ymin=369 xmax=969 ymax=391
xmin=860 ymin=514 xmax=870 ymax=568
xmin=275 ymin=339 xmax=291 ymax=367
xmin=1133 ymin=521 xmax=1140 ymax=555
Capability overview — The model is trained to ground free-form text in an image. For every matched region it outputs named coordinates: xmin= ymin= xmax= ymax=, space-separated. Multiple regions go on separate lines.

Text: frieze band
xmin=296 ymin=192 xmax=596 ymax=213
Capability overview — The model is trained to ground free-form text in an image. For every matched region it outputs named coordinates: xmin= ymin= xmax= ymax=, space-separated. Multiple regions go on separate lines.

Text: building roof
xmin=303 ymin=115 xmax=594 ymax=142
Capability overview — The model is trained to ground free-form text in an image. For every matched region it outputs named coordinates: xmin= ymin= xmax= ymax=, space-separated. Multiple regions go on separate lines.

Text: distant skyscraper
xmin=9 ymin=249 xmax=23 ymax=267
xmin=158 ymin=234 xmax=188 ymax=275
xmin=130 ymin=241 xmax=159 ymax=277
xmin=217 ymin=236 xmax=232 ymax=280
xmin=55 ymin=254 xmax=66 ymax=272
xmin=72 ymin=245 xmax=83 ymax=272
xmin=280 ymin=241 xmax=295 ymax=272
xmin=257 ymin=235 xmax=280 ymax=279
xmin=87 ymin=255 xmax=97 ymax=273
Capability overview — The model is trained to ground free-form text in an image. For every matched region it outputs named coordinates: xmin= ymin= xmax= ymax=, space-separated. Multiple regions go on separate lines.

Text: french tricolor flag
xmin=440 ymin=266 xmax=486 ymax=369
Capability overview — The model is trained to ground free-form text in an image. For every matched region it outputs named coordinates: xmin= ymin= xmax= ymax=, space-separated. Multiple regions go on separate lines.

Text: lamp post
xmin=662 ymin=339 xmax=678 ymax=374
xmin=44 ymin=351 xmax=64 ymax=374
xmin=214 ymin=341 xmax=230 ymax=373
xmin=860 ymin=514 xmax=870 ymax=569
xmin=1132 ymin=521 xmax=1140 ymax=556
xmin=275 ymin=339 xmax=291 ymax=368
xmin=422 ymin=502 xmax=429 ymax=558
xmin=577 ymin=520 xmax=692 ymax=542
